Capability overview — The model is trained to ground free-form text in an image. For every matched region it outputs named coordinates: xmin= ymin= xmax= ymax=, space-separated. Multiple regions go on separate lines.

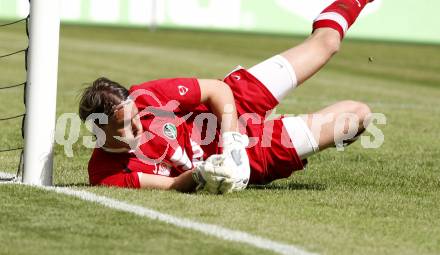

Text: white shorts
xmin=248 ymin=55 xmax=319 ymax=159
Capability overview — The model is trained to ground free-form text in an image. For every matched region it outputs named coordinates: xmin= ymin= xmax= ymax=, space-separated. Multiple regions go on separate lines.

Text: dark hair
xmin=79 ymin=77 xmax=129 ymax=123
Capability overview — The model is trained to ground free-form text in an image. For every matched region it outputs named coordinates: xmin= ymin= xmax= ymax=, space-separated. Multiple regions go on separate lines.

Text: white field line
xmin=0 ymin=172 xmax=317 ymax=255
xmin=0 ymin=172 xmax=16 ymax=182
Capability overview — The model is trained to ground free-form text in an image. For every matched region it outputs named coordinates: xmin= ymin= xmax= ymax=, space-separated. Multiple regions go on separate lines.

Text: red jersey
xmin=88 ymin=69 xmax=305 ymax=188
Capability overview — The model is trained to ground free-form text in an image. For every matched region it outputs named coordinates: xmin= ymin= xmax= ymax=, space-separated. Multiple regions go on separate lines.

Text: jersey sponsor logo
xmin=178 ymin=85 xmax=189 ymax=96
xmin=154 ymin=163 xmax=172 ymax=176
xmin=163 ymin=123 xmax=178 ymax=140
xmin=232 ymin=75 xmax=241 ymax=81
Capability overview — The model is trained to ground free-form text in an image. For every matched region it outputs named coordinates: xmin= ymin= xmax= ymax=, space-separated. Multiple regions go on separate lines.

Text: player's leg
xmin=283 ymin=100 xmax=372 ymax=159
xmin=248 ymin=0 xmax=373 ymax=101
xmin=280 ymin=28 xmax=340 ymax=85
xmin=305 ymin=100 xmax=372 ymax=151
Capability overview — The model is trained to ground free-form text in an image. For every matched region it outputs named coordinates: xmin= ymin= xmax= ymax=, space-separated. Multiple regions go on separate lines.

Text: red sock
xmin=313 ymin=0 xmax=369 ymax=39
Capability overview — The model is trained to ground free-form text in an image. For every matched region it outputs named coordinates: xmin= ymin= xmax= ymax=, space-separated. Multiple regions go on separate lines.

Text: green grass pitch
xmin=1 ymin=22 xmax=439 ymax=255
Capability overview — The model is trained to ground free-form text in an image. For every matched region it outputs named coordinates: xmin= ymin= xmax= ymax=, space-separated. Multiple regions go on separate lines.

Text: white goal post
xmin=22 ymin=1 xmax=61 ymax=186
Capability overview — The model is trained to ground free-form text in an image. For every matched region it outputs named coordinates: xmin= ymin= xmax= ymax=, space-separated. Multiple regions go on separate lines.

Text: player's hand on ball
xmin=192 ymin=132 xmax=251 ymax=194
xmin=192 ymin=155 xmax=236 ymax=194
xmin=221 ymin=132 xmax=251 ymax=191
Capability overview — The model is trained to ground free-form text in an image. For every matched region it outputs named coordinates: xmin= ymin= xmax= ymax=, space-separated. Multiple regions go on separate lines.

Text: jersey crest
xmin=163 ymin=123 xmax=178 ymax=140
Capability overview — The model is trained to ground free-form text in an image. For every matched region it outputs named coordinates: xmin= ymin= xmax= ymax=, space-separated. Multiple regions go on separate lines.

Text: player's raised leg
xmin=248 ymin=0 xmax=373 ymax=101
xmin=283 ymin=0 xmax=373 ymax=84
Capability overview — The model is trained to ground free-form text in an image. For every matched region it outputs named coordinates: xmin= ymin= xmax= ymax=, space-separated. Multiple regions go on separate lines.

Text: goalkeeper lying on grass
xmin=79 ymin=0 xmax=375 ymax=194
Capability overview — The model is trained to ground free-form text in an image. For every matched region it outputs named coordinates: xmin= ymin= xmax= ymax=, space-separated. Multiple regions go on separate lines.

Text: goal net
xmin=0 ymin=0 xmax=60 ymax=186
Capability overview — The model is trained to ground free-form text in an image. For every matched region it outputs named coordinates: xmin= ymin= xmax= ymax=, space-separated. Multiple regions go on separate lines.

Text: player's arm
xmin=138 ymin=171 xmax=196 ymax=193
xmin=197 ymin=79 xmax=251 ymax=193
xmin=197 ymin=79 xmax=238 ymax=133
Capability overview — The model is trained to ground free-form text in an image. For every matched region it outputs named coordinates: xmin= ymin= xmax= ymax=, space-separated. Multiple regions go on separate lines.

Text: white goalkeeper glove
xmin=192 ymin=155 xmax=236 ymax=194
xmin=221 ymin=132 xmax=251 ymax=191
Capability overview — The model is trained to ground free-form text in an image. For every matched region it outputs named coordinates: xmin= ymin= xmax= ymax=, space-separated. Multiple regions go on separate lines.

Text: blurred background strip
xmin=0 ymin=0 xmax=439 ymax=44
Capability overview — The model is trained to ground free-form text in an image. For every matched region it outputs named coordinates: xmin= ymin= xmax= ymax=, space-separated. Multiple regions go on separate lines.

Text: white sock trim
xmin=315 ymin=12 xmax=349 ymax=35
xmin=296 ymin=117 xmax=319 ymax=153
xmin=282 ymin=117 xmax=319 ymax=160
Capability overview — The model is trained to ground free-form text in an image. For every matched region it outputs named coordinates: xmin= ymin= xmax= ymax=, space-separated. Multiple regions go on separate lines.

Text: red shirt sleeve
xmin=129 ymin=78 xmax=201 ymax=113
xmin=99 ymin=172 xmax=140 ymax=189
xmin=88 ymin=149 xmax=141 ymax=189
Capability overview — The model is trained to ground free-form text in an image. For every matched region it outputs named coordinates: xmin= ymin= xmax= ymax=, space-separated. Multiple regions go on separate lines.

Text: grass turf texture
xmin=1 ymin=22 xmax=440 ymax=255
